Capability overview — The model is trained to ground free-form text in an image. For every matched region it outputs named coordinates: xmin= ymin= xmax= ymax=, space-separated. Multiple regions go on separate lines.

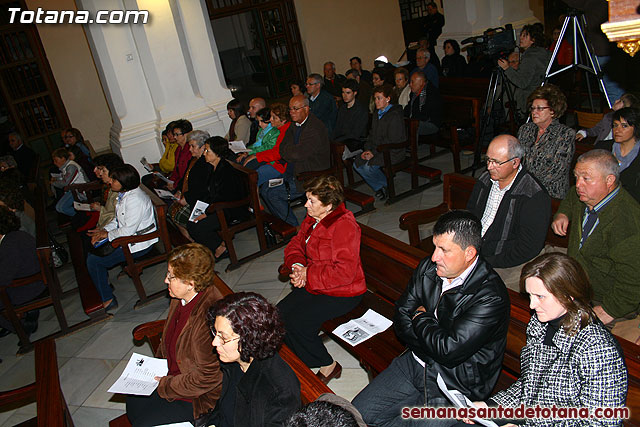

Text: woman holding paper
xmin=207 ymin=292 xmax=300 ymax=427
xmin=126 ymin=243 xmax=224 ymax=427
xmin=276 ymin=175 xmax=366 ymax=383
xmin=458 ymin=253 xmax=627 ymax=427
xmin=186 ymin=136 xmax=249 ymax=260
xmin=167 ymin=130 xmax=212 ymax=237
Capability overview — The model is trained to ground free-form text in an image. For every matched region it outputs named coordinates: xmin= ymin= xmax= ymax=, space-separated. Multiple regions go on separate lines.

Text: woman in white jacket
xmin=87 ymin=164 xmax=157 ymax=311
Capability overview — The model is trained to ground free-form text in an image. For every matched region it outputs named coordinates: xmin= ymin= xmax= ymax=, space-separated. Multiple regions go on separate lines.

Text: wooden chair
xmin=0 ymin=339 xmax=73 ymax=426
xmin=0 ymin=186 xmax=71 ymax=354
xmin=576 ymin=110 xmax=605 ymax=129
xmin=371 ymin=118 xmax=441 ymax=205
xmin=399 ymin=173 xmax=475 ymax=252
xmin=409 ymin=95 xmax=482 ymax=174
xmin=110 ymin=185 xmax=172 ymax=308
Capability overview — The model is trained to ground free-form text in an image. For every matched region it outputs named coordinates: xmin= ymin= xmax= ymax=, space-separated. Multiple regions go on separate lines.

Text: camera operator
xmin=497 ymin=24 xmax=551 ymax=117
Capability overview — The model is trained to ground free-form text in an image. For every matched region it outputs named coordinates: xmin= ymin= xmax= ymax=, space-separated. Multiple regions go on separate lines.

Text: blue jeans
xmin=87 ymin=245 xmax=153 ymax=302
xmin=256 ymin=164 xmax=284 ymax=187
xmin=259 ymin=176 xmax=301 ymax=226
xmin=353 ymin=162 xmax=387 ymax=191
xmin=596 ymin=55 xmax=625 ymax=105
xmin=352 ymin=351 xmax=456 ymax=426
xmin=56 ymin=191 xmax=76 ymax=217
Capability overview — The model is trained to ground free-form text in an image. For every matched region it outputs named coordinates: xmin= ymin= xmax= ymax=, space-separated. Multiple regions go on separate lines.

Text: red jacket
xmin=256 ymin=121 xmax=290 ymax=174
xmin=169 ymin=143 xmax=193 ymax=184
xmin=284 ymin=203 xmax=366 ymax=297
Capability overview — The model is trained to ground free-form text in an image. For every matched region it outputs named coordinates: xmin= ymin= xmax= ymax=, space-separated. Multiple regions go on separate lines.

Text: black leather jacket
xmin=394 ymin=256 xmax=510 ymax=402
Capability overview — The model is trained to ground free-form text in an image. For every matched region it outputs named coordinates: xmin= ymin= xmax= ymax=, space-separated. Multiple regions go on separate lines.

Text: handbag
xmin=49 ymin=231 xmax=69 ymax=267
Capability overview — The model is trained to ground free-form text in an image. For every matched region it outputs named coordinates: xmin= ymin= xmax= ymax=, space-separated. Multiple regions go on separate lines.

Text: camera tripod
xmin=468 ymin=65 xmax=522 ymax=176
xmin=544 ymin=13 xmax=611 ymax=109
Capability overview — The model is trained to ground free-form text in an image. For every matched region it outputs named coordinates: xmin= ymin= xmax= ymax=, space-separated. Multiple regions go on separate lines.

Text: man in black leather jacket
xmin=352 ymin=211 xmax=510 ymax=426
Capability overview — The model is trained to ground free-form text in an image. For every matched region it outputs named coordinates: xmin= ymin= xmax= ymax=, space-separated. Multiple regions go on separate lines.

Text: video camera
xmin=461 ymin=24 xmax=517 ymax=61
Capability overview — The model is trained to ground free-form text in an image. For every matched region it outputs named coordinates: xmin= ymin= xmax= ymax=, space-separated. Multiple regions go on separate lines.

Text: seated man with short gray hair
xmin=467 ymin=134 xmax=551 ymax=269
xmin=552 ymin=149 xmax=640 ymax=326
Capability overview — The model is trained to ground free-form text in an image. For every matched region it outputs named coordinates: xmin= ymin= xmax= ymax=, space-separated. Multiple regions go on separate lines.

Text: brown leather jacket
xmin=156 ymin=285 xmax=224 ymax=419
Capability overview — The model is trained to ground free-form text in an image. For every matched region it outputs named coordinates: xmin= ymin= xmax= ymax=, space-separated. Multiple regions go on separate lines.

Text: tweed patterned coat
xmin=517 ymin=120 xmax=575 ymax=199
xmin=491 ymin=315 xmax=627 ymax=427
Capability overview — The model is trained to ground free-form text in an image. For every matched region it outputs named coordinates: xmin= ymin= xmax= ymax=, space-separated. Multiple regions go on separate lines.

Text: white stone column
xmin=78 ymin=0 xmax=232 ymax=174
xmin=435 ymin=0 xmax=538 ymax=59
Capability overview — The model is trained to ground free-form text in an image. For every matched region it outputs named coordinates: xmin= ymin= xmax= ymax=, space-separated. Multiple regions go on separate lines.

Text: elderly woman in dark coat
xmin=457 ymin=253 xmax=627 ymax=427
xmin=186 ymin=136 xmax=248 ymax=260
xmin=517 ymin=84 xmax=575 ymax=198
xmin=208 ymin=292 xmax=300 ymax=427
xmin=167 ymin=130 xmax=212 ymax=238
xmin=353 ymin=84 xmax=406 ymax=201
xmin=126 ymin=243 xmax=224 ymax=427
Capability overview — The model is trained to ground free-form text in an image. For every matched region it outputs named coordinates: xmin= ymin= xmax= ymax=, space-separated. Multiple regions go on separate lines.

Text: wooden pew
xmin=109 ymin=272 xmax=333 ymax=427
xmin=318 ymin=224 xmax=640 ymax=425
xmin=0 ymin=339 xmax=73 ymax=426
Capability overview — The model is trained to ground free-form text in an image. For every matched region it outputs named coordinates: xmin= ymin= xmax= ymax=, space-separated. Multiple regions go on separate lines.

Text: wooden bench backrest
xmin=141 ymin=184 xmax=172 ymax=253
xmin=443 ymin=173 xmax=476 ymax=210
xmin=359 ymin=223 xmax=425 ymax=303
xmin=576 ymin=110 xmax=605 ymax=129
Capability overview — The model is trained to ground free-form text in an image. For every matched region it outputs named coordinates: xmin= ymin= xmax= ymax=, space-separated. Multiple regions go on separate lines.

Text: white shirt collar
xmin=440 ymin=256 xmax=479 ymax=294
xmin=181 ymin=292 xmax=199 ymax=306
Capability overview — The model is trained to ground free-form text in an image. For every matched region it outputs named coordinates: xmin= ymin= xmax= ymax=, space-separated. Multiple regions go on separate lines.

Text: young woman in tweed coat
xmin=460 ymin=253 xmax=627 ymax=427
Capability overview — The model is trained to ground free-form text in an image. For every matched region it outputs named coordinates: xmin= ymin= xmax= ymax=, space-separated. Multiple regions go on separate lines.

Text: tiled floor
xmin=0 ymin=150 xmax=471 ymax=426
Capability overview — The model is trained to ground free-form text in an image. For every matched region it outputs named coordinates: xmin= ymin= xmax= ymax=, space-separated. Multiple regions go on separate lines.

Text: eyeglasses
xmin=529 ymin=106 xmax=550 ymax=112
xmin=305 ymin=82 xmax=319 ymax=86
xmin=289 ymin=106 xmax=307 ymax=111
xmin=210 ymin=327 xmax=240 ymax=345
xmin=486 ymin=157 xmax=516 ymax=166
xmin=166 ymin=272 xmax=177 ymax=281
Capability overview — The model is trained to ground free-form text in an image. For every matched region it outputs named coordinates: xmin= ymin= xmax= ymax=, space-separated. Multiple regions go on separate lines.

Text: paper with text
xmin=437 ymin=373 xmax=498 ymax=427
xmin=332 ymin=309 xmax=392 ymax=346
xmin=229 ymin=140 xmax=250 ymax=153
xmin=108 ymin=353 xmax=168 ymax=396
xmin=189 ymin=200 xmax=209 ymax=223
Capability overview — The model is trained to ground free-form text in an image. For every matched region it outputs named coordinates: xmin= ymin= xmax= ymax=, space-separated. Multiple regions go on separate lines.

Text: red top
xmin=549 ymin=40 xmax=572 ymax=66
xmin=169 ymin=143 xmax=193 ymax=184
xmin=256 ymin=121 xmax=290 ymax=174
xmin=284 ymin=203 xmax=367 ymax=297
xmin=165 ymin=292 xmax=203 ymax=378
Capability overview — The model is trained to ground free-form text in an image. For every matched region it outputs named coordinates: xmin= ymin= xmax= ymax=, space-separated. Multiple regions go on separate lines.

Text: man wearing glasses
xmin=260 ymin=95 xmax=330 ymax=225
xmin=466 ymin=134 xmax=551 ymax=271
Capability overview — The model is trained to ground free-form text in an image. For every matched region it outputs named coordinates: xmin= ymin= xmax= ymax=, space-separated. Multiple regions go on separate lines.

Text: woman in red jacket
xmin=277 ymin=175 xmax=366 ymax=384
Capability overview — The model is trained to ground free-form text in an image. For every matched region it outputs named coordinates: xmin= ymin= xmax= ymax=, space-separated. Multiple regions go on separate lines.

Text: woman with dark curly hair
xmin=498 ymin=25 xmax=551 ymax=118
xmin=456 ymin=253 xmax=627 ymax=426
xmin=126 ymin=243 xmax=224 ymax=427
xmin=441 ymin=39 xmax=467 ymax=77
xmin=277 ymin=175 xmax=366 ymax=383
xmin=208 ymin=292 xmax=300 ymax=427
xmin=517 ymin=84 xmax=575 ymax=198
xmin=290 ymin=79 xmax=307 ymax=97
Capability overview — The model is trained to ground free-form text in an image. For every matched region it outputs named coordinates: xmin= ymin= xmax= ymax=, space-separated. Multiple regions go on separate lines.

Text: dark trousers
xmin=187 ymin=214 xmax=222 ymax=255
xmin=352 ymin=351 xmax=456 ymax=426
xmin=277 ymin=287 xmax=363 ymax=368
xmin=126 ymin=390 xmax=194 ymax=427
